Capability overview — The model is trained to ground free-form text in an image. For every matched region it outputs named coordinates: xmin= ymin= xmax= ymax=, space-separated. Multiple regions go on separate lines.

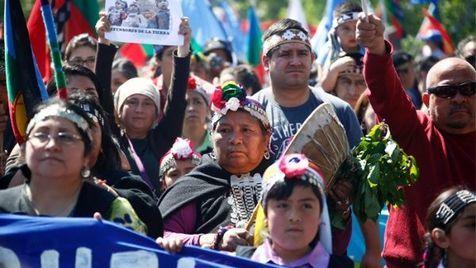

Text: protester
xmin=0 ymin=99 xmax=146 ymax=234
xmin=159 ymin=137 xmax=201 ymax=191
xmin=236 ymin=154 xmax=353 ymax=267
xmin=253 ymin=18 xmax=380 ymax=266
xmin=421 ymin=187 xmax=476 ymax=268
xmin=159 ymin=82 xmax=272 ymax=252
xmin=392 ymin=51 xmax=422 ymax=109
xmin=318 ymin=2 xmax=363 ymax=92
xmin=203 ymin=38 xmax=233 ymax=80
xmin=220 ymin=64 xmax=262 ymax=96
xmin=456 ymin=35 xmax=476 ymax=69
xmin=64 ymin=33 xmax=97 ymax=71
xmin=417 ymin=55 xmax=440 ymax=94
xmin=111 ymin=58 xmax=138 ymax=94
xmin=182 ymin=77 xmax=212 ymax=154
xmin=111 ymin=18 xmax=191 ymax=194
xmin=357 ymin=13 xmax=476 ymax=267
xmin=331 ymin=53 xmax=366 ymax=109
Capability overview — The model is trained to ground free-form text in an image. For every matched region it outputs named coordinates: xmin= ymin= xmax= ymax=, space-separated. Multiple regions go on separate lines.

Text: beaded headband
xmin=435 ymin=190 xmax=476 ymax=225
xmin=211 ymin=81 xmax=270 ymax=132
xmin=159 ymin=138 xmax=201 ymax=177
xmin=26 ymin=104 xmax=92 ymax=141
xmin=263 ymin=29 xmax=311 ymax=56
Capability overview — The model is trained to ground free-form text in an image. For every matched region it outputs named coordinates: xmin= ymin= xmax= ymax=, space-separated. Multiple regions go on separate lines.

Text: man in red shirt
xmin=356 ymin=14 xmax=476 ymax=267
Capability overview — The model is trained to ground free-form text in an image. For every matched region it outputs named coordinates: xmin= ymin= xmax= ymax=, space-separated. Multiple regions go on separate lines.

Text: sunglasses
xmin=427 ymin=81 xmax=476 ymax=99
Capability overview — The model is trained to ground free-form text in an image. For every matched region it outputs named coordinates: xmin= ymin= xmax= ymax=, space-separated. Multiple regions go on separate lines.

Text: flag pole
xmin=40 ymin=0 xmax=67 ymax=99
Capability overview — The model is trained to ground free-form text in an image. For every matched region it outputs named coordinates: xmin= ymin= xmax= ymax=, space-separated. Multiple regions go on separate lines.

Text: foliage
xmin=333 ymin=123 xmax=419 ymax=228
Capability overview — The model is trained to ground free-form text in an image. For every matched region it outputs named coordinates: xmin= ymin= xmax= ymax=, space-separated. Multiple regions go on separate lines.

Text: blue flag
xmin=181 ymin=0 xmax=228 ymax=48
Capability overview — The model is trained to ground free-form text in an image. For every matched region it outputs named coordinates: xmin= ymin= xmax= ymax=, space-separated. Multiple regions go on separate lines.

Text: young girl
xmin=236 ymin=154 xmax=353 ymax=267
xmin=422 ymin=187 xmax=476 ymax=268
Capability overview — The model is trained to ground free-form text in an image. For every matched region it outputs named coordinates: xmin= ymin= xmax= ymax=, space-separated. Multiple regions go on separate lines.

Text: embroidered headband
xmin=211 ymin=81 xmax=270 ymax=132
xmin=332 ymin=12 xmax=360 ymax=29
xmin=76 ymin=102 xmax=105 ymax=127
xmin=263 ymin=29 xmax=311 ymax=56
xmin=26 ymin=104 xmax=92 ymax=141
xmin=435 ymin=189 xmax=476 ymax=225
xmin=159 ymin=138 xmax=201 ymax=177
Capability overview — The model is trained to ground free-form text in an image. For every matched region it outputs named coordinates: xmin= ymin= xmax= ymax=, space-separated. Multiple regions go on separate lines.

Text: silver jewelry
xmin=80 ymin=167 xmax=91 ymax=178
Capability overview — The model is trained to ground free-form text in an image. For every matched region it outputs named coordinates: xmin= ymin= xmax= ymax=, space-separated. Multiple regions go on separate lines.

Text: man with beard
xmin=252 ymin=19 xmax=382 ymax=267
xmin=357 ymin=14 xmax=476 ymax=267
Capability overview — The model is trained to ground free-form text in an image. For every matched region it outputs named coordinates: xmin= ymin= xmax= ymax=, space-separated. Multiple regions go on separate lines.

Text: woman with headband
xmin=0 ymin=99 xmax=146 ymax=234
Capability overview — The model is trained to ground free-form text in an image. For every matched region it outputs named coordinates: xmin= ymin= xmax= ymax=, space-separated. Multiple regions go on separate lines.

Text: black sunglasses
xmin=427 ymin=81 xmax=476 ymax=99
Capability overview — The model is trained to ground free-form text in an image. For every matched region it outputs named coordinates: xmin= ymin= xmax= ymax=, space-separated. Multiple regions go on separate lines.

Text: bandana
xmin=332 ymin=12 xmax=360 ymax=29
xmin=260 ymin=154 xmax=332 ymax=254
xmin=263 ymin=29 xmax=311 ymax=56
xmin=435 ymin=189 xmax=476 ymax=225
xmin=26 ymin=104 xmax=92 ymax=141
xmin=211 ymin=81 xmax=270 ymax=132
xmin=159 ymin=138 xmax=201 ymax=177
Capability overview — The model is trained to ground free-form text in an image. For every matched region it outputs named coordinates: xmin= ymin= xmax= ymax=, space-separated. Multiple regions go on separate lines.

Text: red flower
xmin=187 ymin=77 xmax=197 ymax=90
xmin=279 ymin=154 xmax=309 ymax=178
xmin=211 ymin=87 xmax=226 ymax=110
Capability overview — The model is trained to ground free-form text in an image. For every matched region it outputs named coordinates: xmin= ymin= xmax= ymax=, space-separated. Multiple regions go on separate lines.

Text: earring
xmin=264 ymin=150 xmax=270 ymax=160
xmin=81 ymin=167 xmax=91 ymax=178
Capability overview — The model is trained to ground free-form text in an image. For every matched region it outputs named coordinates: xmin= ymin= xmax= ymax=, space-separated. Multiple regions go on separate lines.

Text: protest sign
xmin=105 ymin=0 xmax=184 ymax=45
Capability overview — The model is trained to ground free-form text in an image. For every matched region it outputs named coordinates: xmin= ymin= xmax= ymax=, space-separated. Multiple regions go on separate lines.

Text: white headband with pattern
xmin=263 ymin=29 xmax=311 ymax=56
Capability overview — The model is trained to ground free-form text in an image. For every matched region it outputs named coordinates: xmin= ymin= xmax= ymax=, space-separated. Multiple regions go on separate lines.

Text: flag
xmin=217 ymin=0 xmax=247 ymax=61
xmin=181 ymin=0 xmax=227 ymax=49
xmin=119 ymin=44 xmax=155 ymax=69
xmin=287 ymin=0 xmax=309 ymax=31
xmin=27 ymin=0 xmax=99 ymax=80
xmin=380 ymin=0 xmax=405 ymax=39
xmin=4 ymin=0 xmax=48 ymax=143
xmin=246 ymin=6 xmax=262 ymax=67
xmin=417 ymin=6 xmax=454 ymax=55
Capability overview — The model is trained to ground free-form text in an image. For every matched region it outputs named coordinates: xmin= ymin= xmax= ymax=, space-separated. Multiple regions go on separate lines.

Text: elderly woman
xmin=159 ymin=137 xmax=201 ymax=191
xmin=159 ymin=81 xmax=272 ymax=251
xmin=0 ymin=99 xmax=146 ymax=234
xmin=182 ymin=77 xmax=213 ymax=154
xmin=111 ymin=19 xmax=191 ymax=195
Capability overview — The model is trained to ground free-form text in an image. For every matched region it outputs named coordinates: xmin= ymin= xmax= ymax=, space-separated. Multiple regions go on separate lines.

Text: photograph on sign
xmin=105 ymin=0 xmax=183 ymax=45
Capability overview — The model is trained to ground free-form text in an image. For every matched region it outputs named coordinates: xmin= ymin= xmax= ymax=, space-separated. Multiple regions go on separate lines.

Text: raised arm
xmin=357 ymin=14 xmax=423 ymax=142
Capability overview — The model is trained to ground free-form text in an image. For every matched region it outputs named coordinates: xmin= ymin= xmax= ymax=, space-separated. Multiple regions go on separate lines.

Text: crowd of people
xmin=0 ymin=1 xmax=474 ymax=267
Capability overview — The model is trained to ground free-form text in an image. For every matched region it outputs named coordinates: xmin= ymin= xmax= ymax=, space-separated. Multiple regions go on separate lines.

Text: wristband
xmin=213 ymin=226 xmax=231 ymax=250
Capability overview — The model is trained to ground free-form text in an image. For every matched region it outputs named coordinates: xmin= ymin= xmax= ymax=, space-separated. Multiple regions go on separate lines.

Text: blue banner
xmin=0 ymin=214 xmax=275 ymax=268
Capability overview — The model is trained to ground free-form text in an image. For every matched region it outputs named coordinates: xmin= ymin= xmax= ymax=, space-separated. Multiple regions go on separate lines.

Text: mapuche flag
xmin=4 ymin=0 xmax=48 ymax=143
xmin=27 ymin=0 xmax=99 ymax=80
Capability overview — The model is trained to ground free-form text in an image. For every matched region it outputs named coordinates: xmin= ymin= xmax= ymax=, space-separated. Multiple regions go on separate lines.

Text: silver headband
xmin=435 ymin=190 xmax=476 ymax=225
xmin=332 ymin=12 xmax=360 ymax=29
xmin=26 ymin=104 xmax=92 ymax=141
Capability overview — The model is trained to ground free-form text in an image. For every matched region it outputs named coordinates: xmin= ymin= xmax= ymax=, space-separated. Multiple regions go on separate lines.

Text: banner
xmin=0 ymin=214 xmax=275 ymax=268
xmin=105 ymin=0 xmax=184 ymax=46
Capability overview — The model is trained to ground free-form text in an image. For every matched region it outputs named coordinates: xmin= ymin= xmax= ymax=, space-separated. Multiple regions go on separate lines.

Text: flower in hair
xmin=279 ymin=154 xmax=309 ymax=178
xmin=170 ymin=138 xmax=194 ymax=160
xmin=187 ymin=77 xmax=197 ymax=90
xmin=211 ymin=87 xmax=225 ymax=109
xmin=225 ymin=97 xmax=240 ymax=112
xmin=211 ymin=81 xmax=246 ymax=114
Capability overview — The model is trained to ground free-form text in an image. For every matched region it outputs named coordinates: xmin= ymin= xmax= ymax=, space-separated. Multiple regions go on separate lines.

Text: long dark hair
xmin=422 ymin=186 xmax=471 ymax=268
xmin=68 ymin=92 xmax=122 ymax=173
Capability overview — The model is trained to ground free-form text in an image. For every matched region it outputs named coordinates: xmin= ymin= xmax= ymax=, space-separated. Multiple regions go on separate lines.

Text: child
xmin=318 ymin=2 xmax=363 ymax=92
xmin=236 ymin=154 xmax=353 ymax=267
xmin=159 ymin=138 xmax=201 ymax=191
xmin=421 ymin=187 xmax=476 ymax=268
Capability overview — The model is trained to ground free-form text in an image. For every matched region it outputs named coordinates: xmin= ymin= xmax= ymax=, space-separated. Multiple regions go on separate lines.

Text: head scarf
xmin=210 ymin=81 xmax=270 ymax=132
xmin=159 ymin=137 xmax=201 ymax=178
xmin=114 ymin=77 xmax=161 ymax=116
xmin=260 ymin=154 xmax=333 ymax=254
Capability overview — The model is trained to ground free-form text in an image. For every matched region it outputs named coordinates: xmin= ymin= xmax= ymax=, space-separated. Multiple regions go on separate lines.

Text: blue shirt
xmin=252 ymin=86 xmax=362 ymax=161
